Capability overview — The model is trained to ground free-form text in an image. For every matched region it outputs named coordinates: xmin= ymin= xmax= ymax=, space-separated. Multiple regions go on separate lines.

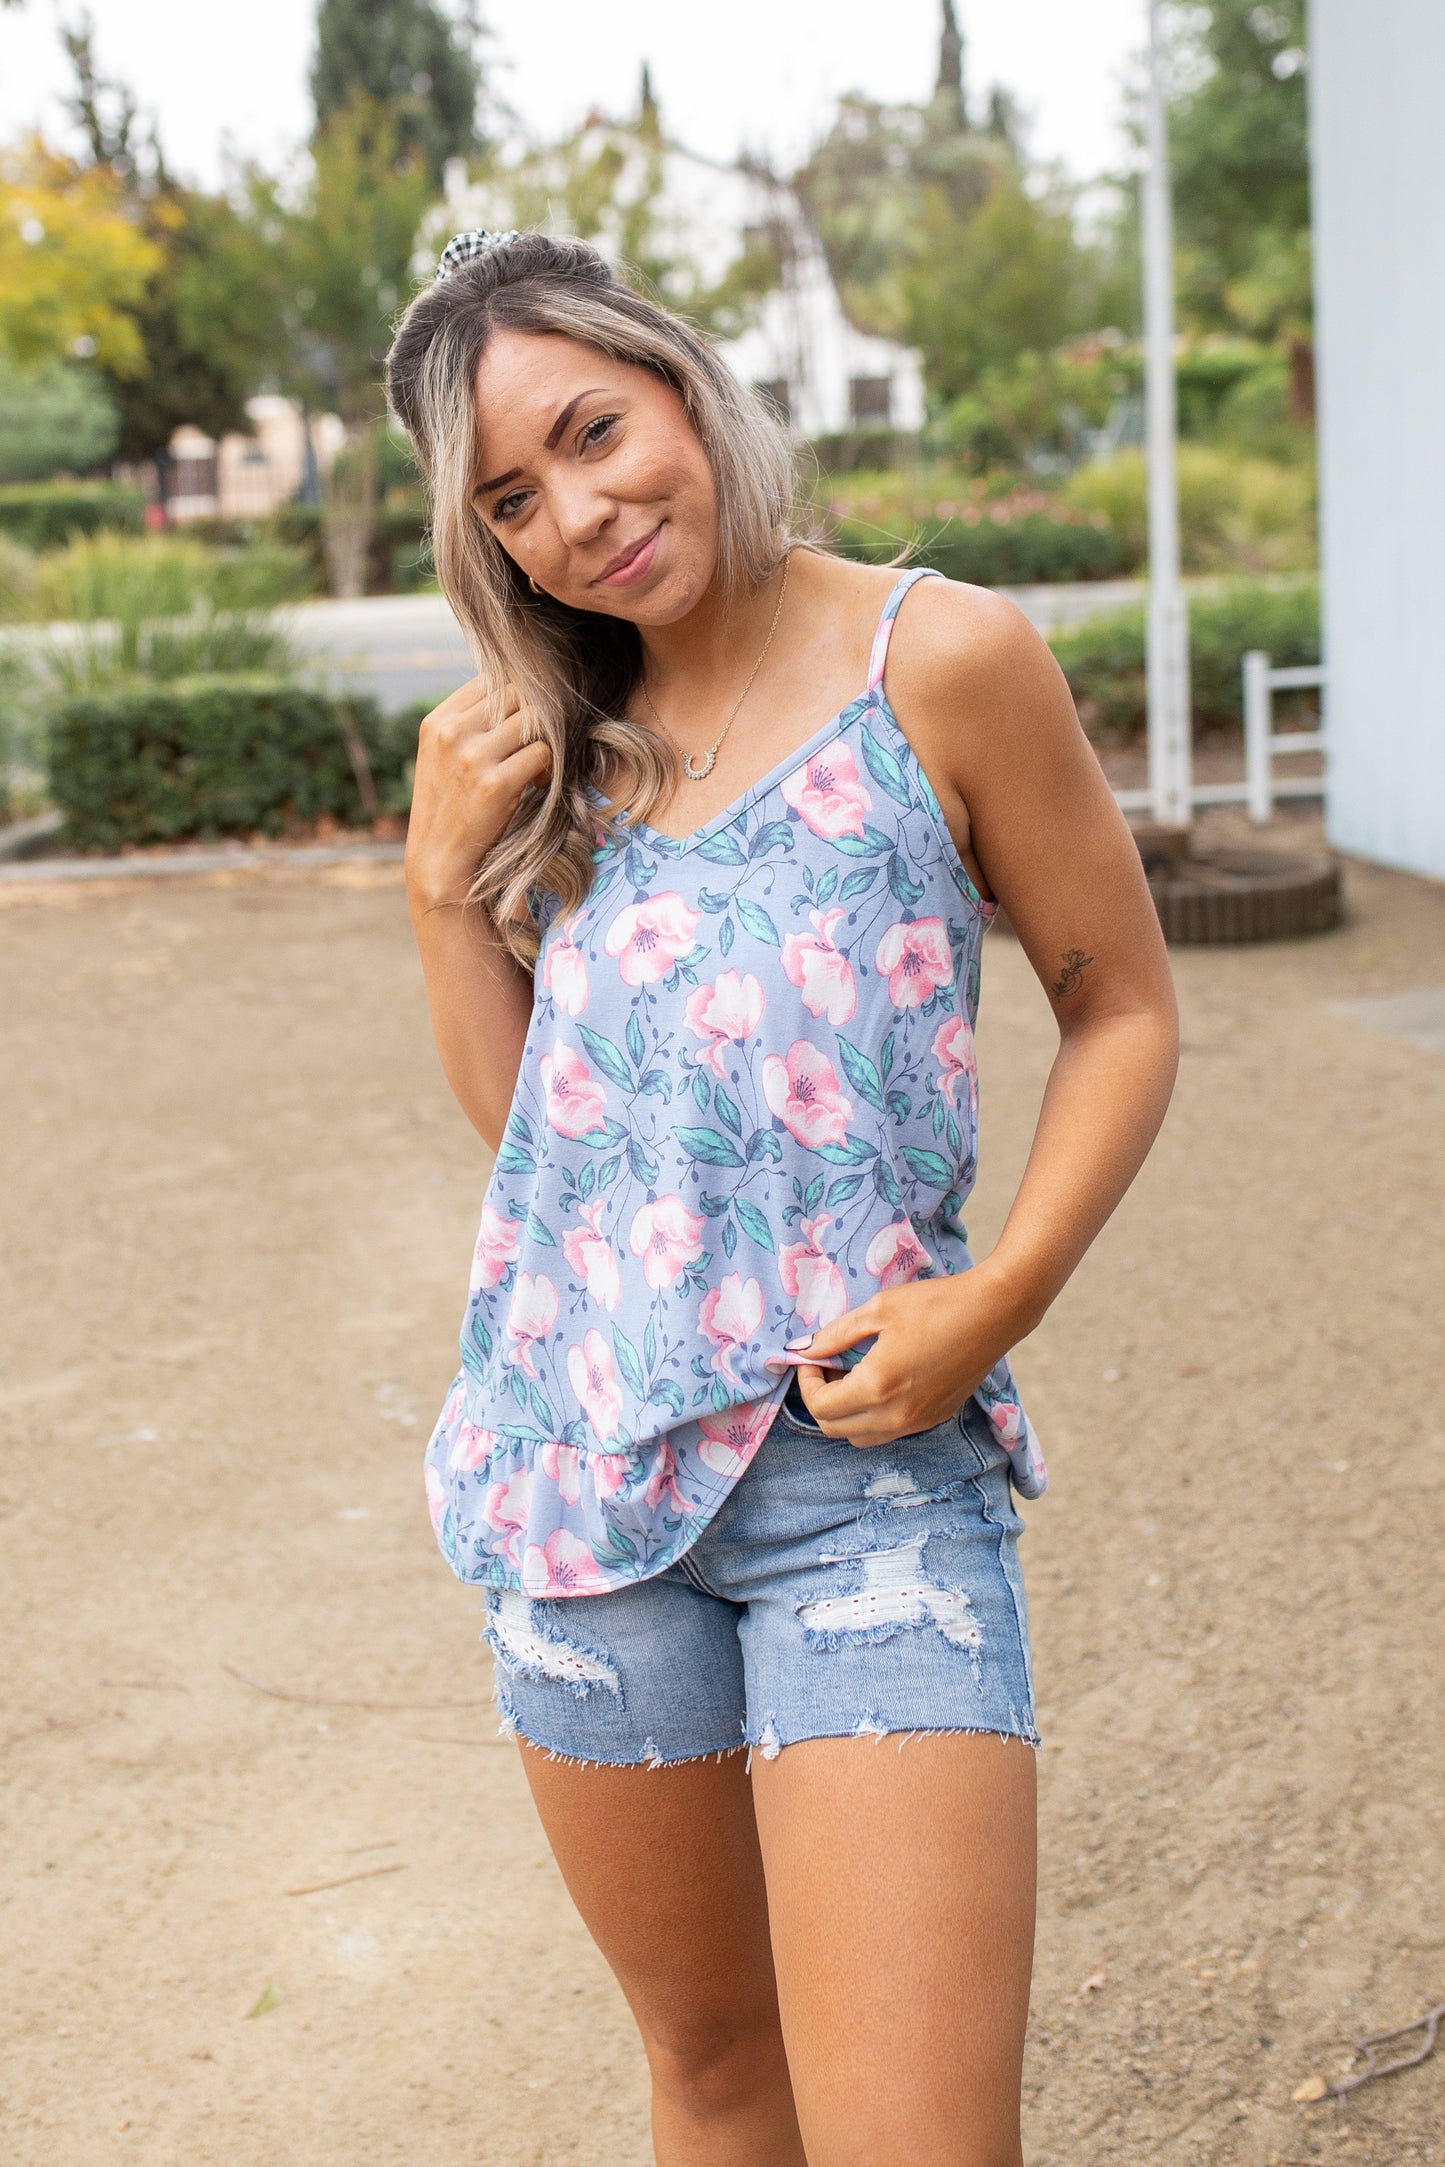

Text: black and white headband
xmin=433 ymin=229 xmax=522 ymax=282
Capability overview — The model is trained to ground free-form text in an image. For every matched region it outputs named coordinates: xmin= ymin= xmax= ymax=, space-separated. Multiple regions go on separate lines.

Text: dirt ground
xmin=2 ymin=814 xmax=1442 ymax=2166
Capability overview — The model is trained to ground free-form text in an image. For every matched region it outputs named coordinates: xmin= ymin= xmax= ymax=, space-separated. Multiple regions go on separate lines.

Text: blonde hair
xmin=385 ymin=232 xmax=798 ymax=962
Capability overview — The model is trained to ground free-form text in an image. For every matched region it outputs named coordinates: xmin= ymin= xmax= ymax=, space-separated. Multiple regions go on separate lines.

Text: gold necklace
xmin=640 ymin=554 xmax=791 ymax=782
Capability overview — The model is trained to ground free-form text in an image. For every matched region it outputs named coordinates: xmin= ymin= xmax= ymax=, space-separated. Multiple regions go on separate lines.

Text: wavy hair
xmin=385 ymin=231 xmax=799 ymax=962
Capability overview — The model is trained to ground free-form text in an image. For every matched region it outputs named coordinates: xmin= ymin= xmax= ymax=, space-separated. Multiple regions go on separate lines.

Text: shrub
xmin=0 ymin=359 xmax=121 ymax=484
xmin=1061 ymin=447 xmax=1316 ymax=575
xmin=29 ymin=530 xmax=313 ymax=625
xmin=0 ymin=481 xmax=145 ymax=551
xmin=1050 ymin=580 xmax=1321 ymax=743
xmin=822 ymin=470 xmax=1130 ymax=585
xmin=47 ymin=678 xmax=417 ymax=850
xmin=0 ymin=534 xmax=37 ymax=621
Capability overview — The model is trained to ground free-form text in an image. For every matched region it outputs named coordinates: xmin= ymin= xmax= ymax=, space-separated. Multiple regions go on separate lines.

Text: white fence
xmin=1114 ymin=651 xmax=1327 ymax=824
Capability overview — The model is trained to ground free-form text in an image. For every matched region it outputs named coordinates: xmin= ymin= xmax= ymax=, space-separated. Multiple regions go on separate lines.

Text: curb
xmin=0 ymin=840 xmax=406 ymax=886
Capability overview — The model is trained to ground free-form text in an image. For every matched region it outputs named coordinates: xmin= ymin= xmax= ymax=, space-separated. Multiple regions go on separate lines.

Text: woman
xmin=386 ymin=230 xmax=1177 ymax=2167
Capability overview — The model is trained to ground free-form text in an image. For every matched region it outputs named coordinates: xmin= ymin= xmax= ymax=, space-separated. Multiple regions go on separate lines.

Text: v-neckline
xmin=626 ymin=692 xmax=873 ymax=857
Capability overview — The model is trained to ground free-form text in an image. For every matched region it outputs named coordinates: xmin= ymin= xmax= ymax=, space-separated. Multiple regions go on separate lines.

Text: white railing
xmin=1113 ymin=651 xmax=1326 ymax=822
xmin=1242 ymin=651 xmax=1327 ymax=824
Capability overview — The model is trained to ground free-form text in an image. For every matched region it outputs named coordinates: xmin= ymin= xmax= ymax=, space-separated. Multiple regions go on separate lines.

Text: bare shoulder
xmin=885 ymin=576 xmax=1066 ymax=721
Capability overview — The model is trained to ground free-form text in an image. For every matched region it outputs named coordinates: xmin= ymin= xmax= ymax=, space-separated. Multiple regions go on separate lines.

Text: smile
xmin=594 ymin=524 xmax=663 ymax=587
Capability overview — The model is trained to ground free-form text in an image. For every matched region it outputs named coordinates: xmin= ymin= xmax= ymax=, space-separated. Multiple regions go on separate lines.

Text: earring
xmin=528 ymin=574 xmax=543 ymax=596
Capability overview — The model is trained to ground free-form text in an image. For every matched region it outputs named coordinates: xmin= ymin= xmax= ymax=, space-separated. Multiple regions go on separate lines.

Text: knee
xmin=644 ymin=2007 xmax=786 ymax=2121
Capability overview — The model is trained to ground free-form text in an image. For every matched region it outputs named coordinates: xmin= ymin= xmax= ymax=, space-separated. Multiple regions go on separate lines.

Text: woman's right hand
xmin=405 ymin=678 xmax=553 ymax=911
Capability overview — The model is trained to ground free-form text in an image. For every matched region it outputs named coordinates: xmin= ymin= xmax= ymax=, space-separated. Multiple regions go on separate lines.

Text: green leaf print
xmin=495 ymin=1141 xmax=535 ymax=1175
xmin=812 ymin=1135 xmax=876 ymax=1166
xmin=840 ymin=868 xmax=877 ymax=901
xmin=713 ymin=1085 xmax=744 ymax=1137
xmin=697 ymin=888 xmax=732 ymax=913
xmin=901 ymin=1145 xmax=953 ymax=1188
xmin=690 ymin=1068 xmax=712 ymax=1112
xmin=578 ymin=1026 xmax=634 ymax=1092
xmin=719 ymin=916 xmax=736 ymax=957
xmin=734 ymin=1198 xmax=776 ymax=1252
xmin=613 ymin=1327 xmax=646 ymax=1397
xmin=749 ymin=820 xmax=794 ymax=858
xmin=525 ymin=1209 xmax=556 ymax=1247
xmin=697 ymin=830 xmax=747 ymax=866
xmin=861 ymin=727 xmax=914 ymax=809
xmin=676 ymin=1125 xmax=747 ymax=1168
xmin=835 ymin=1037 xmax=887 ymax=1112
xmin=735 ymin=897 xmax=782 ymax=946
xmin=626 ymin=1012 xmax=646 ymax=1069
xmin=825 ymin=1173 xmax=866 ymax=1208
xmin=888 ymin=853 xmax=927 ymax=907
xmin=628 ymin=1138 xmax=660 ymax=1185
xmin=722 ymin=1217 xmax=738 ymax=1258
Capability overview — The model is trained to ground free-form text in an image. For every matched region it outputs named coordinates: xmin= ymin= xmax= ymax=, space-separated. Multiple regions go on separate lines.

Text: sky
xmin=0 ymin=0 xmax=1144 ymax=187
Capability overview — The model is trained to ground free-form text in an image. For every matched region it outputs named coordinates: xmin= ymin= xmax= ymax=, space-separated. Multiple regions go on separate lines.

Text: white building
xmin=427 ymin=136 xmax=926 ymax=446
xmin=1310 ymin=0 xmax=1445 ymax=880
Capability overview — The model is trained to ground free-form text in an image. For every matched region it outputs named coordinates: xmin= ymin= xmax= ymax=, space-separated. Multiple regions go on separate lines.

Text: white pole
xmin=1242 ymin=649 xmax=1273 ymax=823
xmin=1143 ymin=0 xmax=1192 ymax=826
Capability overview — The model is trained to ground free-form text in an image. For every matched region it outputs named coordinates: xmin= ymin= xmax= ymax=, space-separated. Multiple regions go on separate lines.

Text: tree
xmin=0 ymin=355 xmax=119 ymax=480
xmin=0 ymin=138 xmax=159 ymax=374
xmin=59 ymin=25 xmax=281 ymax=492
xmin=279 ymin=95 xmax=433 ymax=594
xmin=311 ymin=0 xmax=482 ymax=185
xmin=1166 ymin=0 xmax=1313 ymax=417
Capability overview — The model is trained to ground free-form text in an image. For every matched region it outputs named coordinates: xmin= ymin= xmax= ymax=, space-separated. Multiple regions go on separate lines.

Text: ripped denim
xmin=481 ymin=1383 xmax=1037 ymax=1765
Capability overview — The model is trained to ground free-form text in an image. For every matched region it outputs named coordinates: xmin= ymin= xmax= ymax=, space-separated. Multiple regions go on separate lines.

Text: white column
xmin=1143 ymin=0 xmax=1193 ymax=826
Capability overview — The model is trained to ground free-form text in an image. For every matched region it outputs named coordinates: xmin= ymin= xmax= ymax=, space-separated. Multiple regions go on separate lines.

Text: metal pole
xmin=1143 ymin=0 xmax=1192 ymax=826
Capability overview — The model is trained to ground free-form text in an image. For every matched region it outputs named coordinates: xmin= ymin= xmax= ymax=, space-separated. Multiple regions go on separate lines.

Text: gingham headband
xmin=434 ymin=229 xmax=522 ymax=281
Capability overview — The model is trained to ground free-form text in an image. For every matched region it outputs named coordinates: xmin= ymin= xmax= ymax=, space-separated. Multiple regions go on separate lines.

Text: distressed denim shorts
xmin=482 ymin=1384 xmax=1038 ymax=1764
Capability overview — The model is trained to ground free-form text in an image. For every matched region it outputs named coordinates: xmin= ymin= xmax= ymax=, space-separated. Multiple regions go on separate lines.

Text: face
xmin=470 ymin=330 xmax=720 ymax=623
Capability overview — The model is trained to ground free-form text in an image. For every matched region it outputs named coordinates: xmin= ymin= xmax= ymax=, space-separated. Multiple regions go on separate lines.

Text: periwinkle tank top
xmin=424 ymin=569 xmax=1045 ymax=1597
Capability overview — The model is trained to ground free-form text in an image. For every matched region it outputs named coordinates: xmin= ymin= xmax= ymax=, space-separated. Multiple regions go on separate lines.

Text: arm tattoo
xmin=1051 ymin=946 xmax=1094 ymax=998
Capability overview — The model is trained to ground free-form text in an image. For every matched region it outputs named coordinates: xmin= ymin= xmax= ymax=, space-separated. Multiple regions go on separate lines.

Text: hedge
xmin=830 ymin=508 xmax=1130 ymax=587
xmin=0 ymin=481 xmax=146 ymax=551
xmin=47 ymin=677 xmax=417 ymax=850
xmin=1050 ymin=581 xmax=1320 ymax=744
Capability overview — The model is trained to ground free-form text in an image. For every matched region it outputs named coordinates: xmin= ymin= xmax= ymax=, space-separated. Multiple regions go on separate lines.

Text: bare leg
xmin=518 ymin=1742 xmax=807 ymax=2167
xmin=751 ymin=1732 xmax=1037 ymax=2167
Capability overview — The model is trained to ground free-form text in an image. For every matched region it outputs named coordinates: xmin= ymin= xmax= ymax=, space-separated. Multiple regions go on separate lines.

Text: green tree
xmin=1167 ymin=0 xmax=1313 ymax=416
xmin=311 ymin=0 xmax=482 ymax=185
xmin=0 ymin=355 xmax=119 ymax=480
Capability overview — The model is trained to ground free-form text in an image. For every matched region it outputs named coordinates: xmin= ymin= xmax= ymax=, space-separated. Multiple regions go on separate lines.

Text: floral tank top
xmin=424 ymin=569 xmax=1046 ymax=1598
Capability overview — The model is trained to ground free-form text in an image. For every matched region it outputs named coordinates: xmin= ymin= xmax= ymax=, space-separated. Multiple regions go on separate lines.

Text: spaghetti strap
xmin=866 ymin=565 xmax=943 ymax=694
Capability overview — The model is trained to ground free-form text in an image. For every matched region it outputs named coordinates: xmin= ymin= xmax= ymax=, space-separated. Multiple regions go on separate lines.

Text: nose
xmin=548 ymin=468 xmax=615 ymax=552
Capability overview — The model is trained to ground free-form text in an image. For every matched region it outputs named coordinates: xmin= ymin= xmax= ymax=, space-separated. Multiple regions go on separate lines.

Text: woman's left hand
xmin=789 ymin=1260 xmax=1034 ymax=1448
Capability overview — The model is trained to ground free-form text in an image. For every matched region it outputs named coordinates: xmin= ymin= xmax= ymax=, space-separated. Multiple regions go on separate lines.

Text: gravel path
xmin=1 ymin=831 xmax=1441 ymax=2165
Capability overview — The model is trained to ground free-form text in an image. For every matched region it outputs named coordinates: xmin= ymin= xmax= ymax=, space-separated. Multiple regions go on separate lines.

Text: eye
xmin=490 ymin=488 xmax=531 ymax=524
xmin=580 ymin=413 xmax=619 ymax=451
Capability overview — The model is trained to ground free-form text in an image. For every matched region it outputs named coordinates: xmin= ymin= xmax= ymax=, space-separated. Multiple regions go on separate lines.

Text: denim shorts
xmin=481 ymin=1384 xmax=1037 ymax=1764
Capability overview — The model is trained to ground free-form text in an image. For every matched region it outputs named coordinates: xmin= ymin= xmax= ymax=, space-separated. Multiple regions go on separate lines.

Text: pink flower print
xmin=424 ymin=1462 xmax=447 ymax=1533
xmin=541 ymin=918 xmax=589 ymax=1016
xmin=641 ymin=1435 xmax=688 ymax=1515
xmin=684 ymin=969 xmax=765 ymax=1078
xmin=448 ymin=1421 xmax=498 ymax=1473
xmin=987 ymin=1400 xmax=1023 ymax=1448
xmin=480 ymin=1464 xmax=532 ymax=1568
xmin=470 ymin=1203 xmax=521 ymax=1292
xmin=540 ymin=1038 xmax=607 ymax=1139
xmin=781 ymin=739 xmax=874 ymax=841
xmin=874 ymin=917 xmax=953 ymax=1010
xmin=505 ymin=1271 xmax=558 ymax=1377
xmin=562 ymin=1200 xmax=620 ymax=1312
xmin=590 ymin=1451 xmax=631 ymax=1501
xmin=932 ymin=1012 xmax=978 ymax=1110
xmin=567 ymin=1328 xmax=625 ymax=1441
xmin=761 ymin=1039 xmax=854 ymax=1151
xmin=778 ymin=1211 xmax=849 ymax=1326
xmin=540 ymin=1437 xmax=583 ymax=1505
xmin=698 ymin=1272 xmax=764 ymax=1381
xmin=864 ymin=1219 xmax=930 ymax=1288
xmin=521 ymin=1529 xmax=610 ymax=1597
xmin=780 ymin=906 xmax=857 ymax=1026
xmin=603 ymin=892 xmax=700 ymax=986
xmin=629 ymin=1195 xmax=706 ymax=1290
xmin=695 ymin=1398 xmax=776 ymax=1477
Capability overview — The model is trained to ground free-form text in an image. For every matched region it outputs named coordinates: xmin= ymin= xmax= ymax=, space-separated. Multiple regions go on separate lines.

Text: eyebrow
xmin=475 ymin=389 xmax=608 ymax=498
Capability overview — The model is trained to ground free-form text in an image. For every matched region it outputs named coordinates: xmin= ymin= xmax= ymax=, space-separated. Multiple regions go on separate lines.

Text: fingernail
xmin=785 ymin=1335 xmax=814 ymax=1352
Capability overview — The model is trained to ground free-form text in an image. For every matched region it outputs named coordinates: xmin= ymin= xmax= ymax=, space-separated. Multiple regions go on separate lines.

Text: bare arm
xmin=796 ymin=582 xmax=1179 ymax=1445
xmin=405 ymin=677 xmax=551 ymax=1151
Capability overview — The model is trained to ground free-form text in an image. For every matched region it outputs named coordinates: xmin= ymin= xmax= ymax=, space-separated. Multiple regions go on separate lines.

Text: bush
xmin=822 ymin=470 xmax=1129 ymax=585
xmin=0 ymin=481 xmax=145 ymax=551
xmin=1061 ymin=447 xmax=1316 ymax=575
xmin=1050 ymin=580 xmax=1321 ymax=743
xmin=47 ymin=678 xmax=417 ymax=850
xmin=0 ymin=534 xmax=37 ymax=621
xmin=0 ymin=359 xmax=121 ymax=484
xmin=29 ymin=531 xmax=312 ymax=625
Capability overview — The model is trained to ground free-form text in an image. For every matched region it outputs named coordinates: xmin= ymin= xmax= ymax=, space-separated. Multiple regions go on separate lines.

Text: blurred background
xmin=1 ymin=4 xmax=1441 ymax=2164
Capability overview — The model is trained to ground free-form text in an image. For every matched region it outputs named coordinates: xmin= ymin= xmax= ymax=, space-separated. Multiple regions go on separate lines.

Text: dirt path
xmin=2 ymin=831 xmax=1442 ymax=2165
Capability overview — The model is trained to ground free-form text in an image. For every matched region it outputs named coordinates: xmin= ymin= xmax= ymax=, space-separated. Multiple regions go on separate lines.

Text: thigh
xmin=751 ymin=1731 xmax=1037 ymax=2167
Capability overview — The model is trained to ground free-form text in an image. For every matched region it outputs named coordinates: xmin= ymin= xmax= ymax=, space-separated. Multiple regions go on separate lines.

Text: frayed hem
xmin=511 ymin=1733 xmax=749 ymax=1772
xmin=745 ymin=1720 xmax=1040 ymax=1769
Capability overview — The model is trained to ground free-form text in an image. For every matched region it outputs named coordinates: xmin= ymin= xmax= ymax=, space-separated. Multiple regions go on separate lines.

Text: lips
xmin=594 ymin=524 xmax=662 ymax=587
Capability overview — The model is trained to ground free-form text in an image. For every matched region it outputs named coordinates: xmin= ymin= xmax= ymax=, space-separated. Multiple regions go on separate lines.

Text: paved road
xmin=278 ymin=579 xmax=1157 ymax=714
